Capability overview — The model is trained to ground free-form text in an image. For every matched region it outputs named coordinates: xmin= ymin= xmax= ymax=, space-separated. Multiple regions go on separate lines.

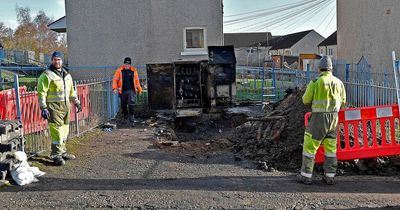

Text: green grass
xmin=236 ymin=78 xmax=294 ymax=101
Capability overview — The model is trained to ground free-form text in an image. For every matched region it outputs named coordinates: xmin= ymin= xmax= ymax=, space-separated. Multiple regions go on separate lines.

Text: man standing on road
xmin=112 ymin=57 xmax=142 ymax=126
xmin=299 ymin=56 xmax=346 ymax=185
xmin=38 ymin=51 xmax=82 ymax=166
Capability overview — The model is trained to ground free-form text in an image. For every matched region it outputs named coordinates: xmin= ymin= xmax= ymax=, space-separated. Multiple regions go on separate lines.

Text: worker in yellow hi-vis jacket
xmin=298 ymin=56 xmax=346 ymax=185
xmin=37 ymin=51 xmax=82 ymax=166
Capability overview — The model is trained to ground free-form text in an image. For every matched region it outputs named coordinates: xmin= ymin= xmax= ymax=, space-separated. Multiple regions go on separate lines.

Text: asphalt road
xmin=1 ymin=125 xmax=400 ymax=209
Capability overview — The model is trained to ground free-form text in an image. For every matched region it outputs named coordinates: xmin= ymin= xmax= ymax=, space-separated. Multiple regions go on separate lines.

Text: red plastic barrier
xmin=0 ymin=85 xmax=90 ymax=134
xmin=20 ymin=92 xmax=47 ymax=134
xmin=70 ymin=85 xmax=90 ymax=121
xmin=304 ymin=104 xmax=400 ymax=164
xmin=0 ymin=87 xmax=27 ymax=120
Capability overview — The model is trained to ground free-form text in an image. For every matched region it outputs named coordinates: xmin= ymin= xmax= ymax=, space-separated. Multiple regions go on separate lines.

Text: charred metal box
xmin=147 ymin=61 xmax=204 ymax=117
xmin=147 ymin=46 xmax=236 ymax=116
xmin=173 ymin=61 xmax=203 ymax=109
xmin=203 ymin=46 xmax=236 ymax=109
xmin=147 ymin=63 xmax=175 ymax=110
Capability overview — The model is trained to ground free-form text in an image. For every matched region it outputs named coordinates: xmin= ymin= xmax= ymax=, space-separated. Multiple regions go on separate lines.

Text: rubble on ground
xmin=113 ymin=89 xmax=400 ymax=175
xmin=230 ymin=88 xmax=400 ymax=175
xmin=231 ymin=88 xmax=310 ymax=170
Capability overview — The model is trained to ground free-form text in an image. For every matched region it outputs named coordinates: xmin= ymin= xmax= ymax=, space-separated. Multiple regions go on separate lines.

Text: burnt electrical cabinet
xmin=147 ymin=61 xmax=205 ymax=117
xmin=147 ymin=63 xmax=175 ymax=110
xmin=147 ymin=46 xmax=236 ymax=117
xmin=203 ymin=46 xmax=236 ymax=110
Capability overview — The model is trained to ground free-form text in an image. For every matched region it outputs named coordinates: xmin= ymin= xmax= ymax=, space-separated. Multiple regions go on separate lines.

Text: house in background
xmin=318 ymin=31 xmax=337 ymax=60
xmin=48 ymin=16 xmax=66 ymax=33
xmin=233 ymin=30 xmax=324 ymax=67
xmin=269 ymin=30 xmax=324 ymax=56
xmin=224 ymin=32 xmax=272 ymax=66
xmin=49 ymin=0 xmax=223 ymax=79
xmin=337 ymin=0 xmax=400 ymax=72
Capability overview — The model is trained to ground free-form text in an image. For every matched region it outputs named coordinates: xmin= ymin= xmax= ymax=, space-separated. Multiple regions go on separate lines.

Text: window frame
xmin=182 ymin=27 xmax=207 ymax=55
xmin=328 ymin=48 xmax=333 ymax=56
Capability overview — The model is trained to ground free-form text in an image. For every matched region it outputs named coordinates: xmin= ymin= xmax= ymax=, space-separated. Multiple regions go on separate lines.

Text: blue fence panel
xmin=0 ymin=49 xmax=4 ymax=65
xmin=236 ymin=64 xmax=396 ymax=107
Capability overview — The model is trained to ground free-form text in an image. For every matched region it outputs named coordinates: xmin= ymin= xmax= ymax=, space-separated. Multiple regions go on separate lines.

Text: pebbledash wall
xmin=65 ymin=0 xmax=223 ymax=80
xmin=337 ymin=0 xmax=400 ymax=73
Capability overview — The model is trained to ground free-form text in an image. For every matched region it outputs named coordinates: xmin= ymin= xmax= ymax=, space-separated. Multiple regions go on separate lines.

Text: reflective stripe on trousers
xmin=49 ymin=123 xmax=69 ymax=156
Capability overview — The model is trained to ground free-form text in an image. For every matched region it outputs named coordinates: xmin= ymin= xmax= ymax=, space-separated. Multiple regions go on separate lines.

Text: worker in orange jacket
xmin=112 ymin=57 xmax=142 ymax=126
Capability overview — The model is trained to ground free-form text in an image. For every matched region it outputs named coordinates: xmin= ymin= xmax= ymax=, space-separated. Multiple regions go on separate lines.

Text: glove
xmin=76 ymin=103 xmax=82 ymax=113
xmin=41 ymin=109 xmax=50 ymax=120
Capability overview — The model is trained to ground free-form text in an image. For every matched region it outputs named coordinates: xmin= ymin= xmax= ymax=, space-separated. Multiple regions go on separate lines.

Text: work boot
xmin=62 ymin=153 xmax=76 ymax=160
xmin=297 ymin=174 xmax=312 ymax=185
xmin=129 ymin=115 xmax=135 ymax=127
xmin=322 ymin=175 xmax=335 ymax=185
xmin=52 ymin=155 xmax=65 ymax=166
xmin=123 ymin=117 xmax=130 ymax=125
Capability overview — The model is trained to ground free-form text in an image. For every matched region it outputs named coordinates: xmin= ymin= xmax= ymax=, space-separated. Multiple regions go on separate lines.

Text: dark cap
xmin=123 ymin=57 xmax=131 ymax=64
xmin=52 ymin=51 xmax=63 ymax=59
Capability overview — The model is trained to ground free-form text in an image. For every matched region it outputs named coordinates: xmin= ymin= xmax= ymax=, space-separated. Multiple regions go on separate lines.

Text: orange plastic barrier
xmin=304 ymin=104 xmax=400 ymax=163
xmin=0 ymin=85 xmax=90 ymax=134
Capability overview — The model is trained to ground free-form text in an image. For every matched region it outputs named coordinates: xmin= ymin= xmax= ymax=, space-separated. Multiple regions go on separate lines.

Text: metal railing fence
xmin=235 ymin=65 xmax=399 ymax=108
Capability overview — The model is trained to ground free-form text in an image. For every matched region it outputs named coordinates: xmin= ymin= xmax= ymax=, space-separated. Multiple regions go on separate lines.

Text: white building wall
xmin=65 ymin=0 xmax=223 ymax=79
xmin=338 ymin=0 xmax=400 ymax=72
xmin=291 ymin=30 xmax=324 ymax=56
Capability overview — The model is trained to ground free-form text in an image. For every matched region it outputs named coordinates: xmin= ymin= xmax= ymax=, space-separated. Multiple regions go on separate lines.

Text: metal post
xmin=272 ymin=65 xmax=276 ymax=100
xmin=345 ymin=64 xmax=350 ymax=82
xmin=14 ymin=74 xmax=24 ymax=152
xmin=392 ymin=51 xmax=400 ymax=111
xmin=257 ymin=43 xmax=260 ymax=67
xmin=107 ymin=79 xmax=112 ymax=119
xmin=306 ymin=64 xmax=310 ymax=83
xmin=261 ymin=64 xmax=265 ymax=105
xmin=74 ymin=81 xmax=80 ymax=137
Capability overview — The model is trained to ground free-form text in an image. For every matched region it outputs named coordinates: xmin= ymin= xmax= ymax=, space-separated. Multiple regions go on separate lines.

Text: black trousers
xmin=120 ymin=89 xmax=136 ymax=119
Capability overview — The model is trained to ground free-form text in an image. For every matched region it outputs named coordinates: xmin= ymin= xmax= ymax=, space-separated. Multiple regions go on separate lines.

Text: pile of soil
xmin=231 ymin=88 xmax=310 ymax=170
xmin=230 ymin=88 xmax=400 ymax=175
xmin=142 ymin=88 xmax=400 ymax=175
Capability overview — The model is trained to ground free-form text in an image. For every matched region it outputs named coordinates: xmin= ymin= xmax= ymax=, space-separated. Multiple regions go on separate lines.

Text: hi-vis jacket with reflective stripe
xmin=37 ymin=66 xmax=79 ymax=110
xmin=112 ymin=65 xmax=142 ymax=94
xmin=302 ymin=71 xmax=346 ymax=112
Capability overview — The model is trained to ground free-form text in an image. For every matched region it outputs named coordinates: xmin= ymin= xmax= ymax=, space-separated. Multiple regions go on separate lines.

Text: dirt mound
xmin=230 ymin=88 xmax=400 ymax=175
xmin=142 ymin=88 xmax=400 ymax=174
xmin=231 ymin=88 xmax=310 ymax=170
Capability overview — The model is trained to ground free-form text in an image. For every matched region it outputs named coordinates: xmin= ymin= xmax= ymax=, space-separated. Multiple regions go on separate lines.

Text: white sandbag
xmin=10 ymin=151 xmax=45 ymax=186
xmin=10 ymin=166 xmax=37 ymax=186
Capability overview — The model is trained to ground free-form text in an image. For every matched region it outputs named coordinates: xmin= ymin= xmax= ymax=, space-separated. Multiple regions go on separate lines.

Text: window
xmin=186 ymin=29 xmax=204 ymax=48
xmin=320 ymin=48 xmax=324 ymax=54
xmin=182 ymin=27 xmax=207 ymax=55
xmin=328 ymin=48 xmax=333 ymax=55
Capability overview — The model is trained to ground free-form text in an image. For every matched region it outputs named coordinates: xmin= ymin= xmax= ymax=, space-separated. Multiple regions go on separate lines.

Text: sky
xmin=223 ymin=0 xmax=337 ymax=37
xmin=0 ymin=0 xmax=65 ymax=29
xmin=0 ymin=0 xmax=336 ymax=38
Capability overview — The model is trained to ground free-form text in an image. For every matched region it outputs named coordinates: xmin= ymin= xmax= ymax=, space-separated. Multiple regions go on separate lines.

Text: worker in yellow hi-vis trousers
xmin=37 ymin=51 xmax=81 ymax=166
xmin=298 ymin=56 xmax=346 ymax=185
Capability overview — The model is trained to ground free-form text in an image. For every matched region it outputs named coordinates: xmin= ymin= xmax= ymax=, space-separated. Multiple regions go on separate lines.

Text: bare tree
xmin=16 ymin=6 xmax=32 ymax=25
xmin=34 ymin=10 xmax=59 ymax=55
xmin=1 ymin=6 xmax=68 ymax=63
xmin=0 ymin=22 xmax=14 ymax=48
